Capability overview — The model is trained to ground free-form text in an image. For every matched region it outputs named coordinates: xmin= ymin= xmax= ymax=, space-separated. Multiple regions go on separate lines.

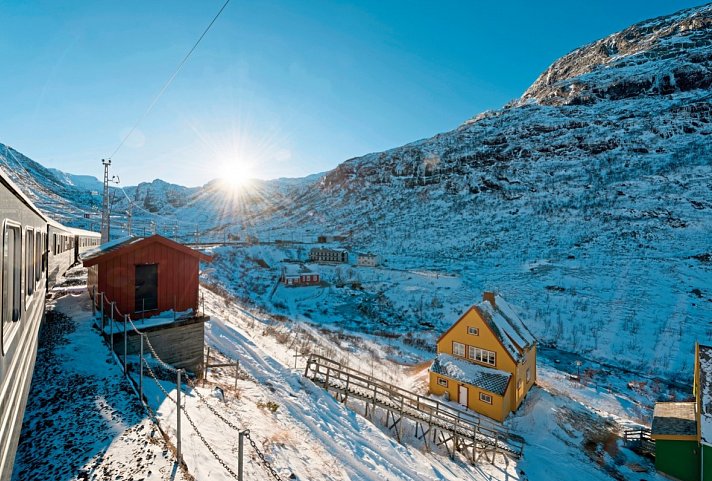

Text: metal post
xmin=100 ymin=293 xmax=105 ymax=334
xmin=142 ymin=298 xmax=145 ymax=320
xmin=176 ymin=369 xmax=182 ymax=462
xmin=238 ymin=430 xmax=247 ymax=481
xmin=123 ymin=315 xmax=128 ymax=375
xmin=140 ymin=334 xmax=144 ymax=402
xmin=204 ymin=347 xmax=210 ymax=383
xmin=92 ymin=286 xmax=96 ymax=315
xmin=110 ymin=302 xmax=115 ymax=352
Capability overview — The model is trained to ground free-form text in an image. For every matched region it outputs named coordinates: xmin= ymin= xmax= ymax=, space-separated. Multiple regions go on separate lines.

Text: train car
xmin=70 ymin=227 xmax=100 ymax=262
xmin=0 ymin=169 xmax=49 ymax=481
xmin=46 ymin=219 xmax=76 ymax=289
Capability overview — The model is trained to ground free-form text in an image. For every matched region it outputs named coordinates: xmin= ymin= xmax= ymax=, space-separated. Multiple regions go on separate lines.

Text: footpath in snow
xmin=12 ymin=266 xmax=189 ymax=481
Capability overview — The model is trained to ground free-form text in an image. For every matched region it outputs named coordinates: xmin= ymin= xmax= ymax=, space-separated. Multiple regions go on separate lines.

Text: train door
xmin=135 ymin=264 xmax=158 ymax=313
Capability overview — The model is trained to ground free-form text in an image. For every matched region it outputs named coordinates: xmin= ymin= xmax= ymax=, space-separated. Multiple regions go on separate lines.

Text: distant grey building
xmin=309 ymin=247 xmax=348 ymax=264
xmin=357 ymin=253 xmax=380 ymax=267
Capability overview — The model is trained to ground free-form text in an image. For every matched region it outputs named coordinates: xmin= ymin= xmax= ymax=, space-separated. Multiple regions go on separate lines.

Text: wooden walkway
xmin=303 ymin=354 xmax=524 ymax=463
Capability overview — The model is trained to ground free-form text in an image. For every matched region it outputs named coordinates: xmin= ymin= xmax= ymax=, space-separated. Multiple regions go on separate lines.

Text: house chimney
xmin=483 ymin=291 xmax=496 ymax=307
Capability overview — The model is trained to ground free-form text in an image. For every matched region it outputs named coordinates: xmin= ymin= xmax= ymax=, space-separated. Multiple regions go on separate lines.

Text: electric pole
xmin=100 ymin=159 xmax=119 ymax=244
xmin=173 ymin=223 xmax=178 ymax=240
xmin=126 ymin=204 xmax=133 ymax=236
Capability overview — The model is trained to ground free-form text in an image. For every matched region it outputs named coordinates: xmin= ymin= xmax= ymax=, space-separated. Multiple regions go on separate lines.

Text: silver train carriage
xmin=0 ymin=169 xmax=100 ymax=481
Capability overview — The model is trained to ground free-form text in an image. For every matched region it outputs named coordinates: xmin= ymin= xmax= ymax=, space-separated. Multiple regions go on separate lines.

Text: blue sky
xmin=0 ymin=0 xmax=707 ymax=186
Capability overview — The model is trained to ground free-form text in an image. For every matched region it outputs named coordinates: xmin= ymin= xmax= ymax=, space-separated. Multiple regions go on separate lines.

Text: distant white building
xmin=309 ymin=247 xmax=348 ymax=264
xmin=280 ymin=263 xmax=320 ymax=286
xmin=357 ymin=253 xmax=380 ymax=267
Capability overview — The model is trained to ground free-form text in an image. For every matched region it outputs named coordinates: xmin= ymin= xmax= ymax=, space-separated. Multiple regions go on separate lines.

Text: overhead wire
xmin=104 ymin=0 xmax=232 ymax=235
xmin=108 ymin=0 xmax=231 ymax=160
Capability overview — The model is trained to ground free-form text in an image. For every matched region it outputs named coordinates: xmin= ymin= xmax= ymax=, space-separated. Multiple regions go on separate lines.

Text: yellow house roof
xmin=437 ymin=293 xmax=536 ymax=363
xmin=430 ymin=354 xmax=511 ymax=396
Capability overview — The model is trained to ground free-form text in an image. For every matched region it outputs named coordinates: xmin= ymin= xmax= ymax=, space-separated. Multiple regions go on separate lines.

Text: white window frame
xmin=2 ymin=221 xmax=22 ymax=355
xmin=437 ymin=377 xmax=448 ymax=387
xmin=467 ymin=326 xmax=479 ymax=336
xmin=452 ymin=341 xmax=465 ymax=357
xmin=468 ymin=346 xmax=496 ymax=366
xmin=25 ymin=227 xmax=34 ymax=298
xmin=479 ymin=392 xmax=493 ymax=404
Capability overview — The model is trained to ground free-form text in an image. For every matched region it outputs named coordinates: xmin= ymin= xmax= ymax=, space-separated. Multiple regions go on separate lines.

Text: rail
xmin=304 ymin=353 xmax=524 ymax=460
xmin=623 ymin=428 xmax=654 ymax=454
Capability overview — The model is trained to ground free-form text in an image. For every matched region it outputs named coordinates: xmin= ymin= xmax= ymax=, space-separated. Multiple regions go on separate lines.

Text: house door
xmin=135 ymin=264 xmax=158 ymax=312
xmin=458 ymin=385 xmax=468 ymax=407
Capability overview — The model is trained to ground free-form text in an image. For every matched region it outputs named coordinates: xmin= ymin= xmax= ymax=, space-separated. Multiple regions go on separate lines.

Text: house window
xmin=468 ymin=346 xmax=496 ymax=366
xmin=452 ymin=342 xmax=465 ymax=357
xmin=479 ymin=392 xmax=493 ymax=404
xmin=526 ymin=368 xmax=531 ymax=383
xmin=437 ymin=377 xmax=448 ymax=387
xmin=467 ymin=326 xmax=479 ymax=336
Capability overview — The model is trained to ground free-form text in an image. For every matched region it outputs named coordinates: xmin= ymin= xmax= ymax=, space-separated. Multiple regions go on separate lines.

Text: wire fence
xmin=94 ymin=290 xmax=284 ymax=481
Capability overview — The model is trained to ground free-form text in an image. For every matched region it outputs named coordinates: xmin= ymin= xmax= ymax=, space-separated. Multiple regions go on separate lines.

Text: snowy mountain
xmin=1 ymin=4 xmax=711 ymax=382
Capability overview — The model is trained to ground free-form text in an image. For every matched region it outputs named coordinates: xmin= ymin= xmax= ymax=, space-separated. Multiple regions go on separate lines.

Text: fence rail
xmin=623 ymin=428 xmax=655 ymax=454
xmin=304 ymin=353 xmax=524 ymax=461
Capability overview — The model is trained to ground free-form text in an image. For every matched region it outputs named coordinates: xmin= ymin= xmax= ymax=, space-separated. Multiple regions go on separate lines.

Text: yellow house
xmin=429 ymin=292 xmax=537 ymax=422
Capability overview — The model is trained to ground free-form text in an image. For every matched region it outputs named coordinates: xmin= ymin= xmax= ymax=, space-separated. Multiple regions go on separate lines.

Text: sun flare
xmin=219 ymin=161 xmax=252 ymax=189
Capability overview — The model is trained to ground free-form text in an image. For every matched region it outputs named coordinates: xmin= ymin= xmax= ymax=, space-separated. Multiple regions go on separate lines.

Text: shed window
xmin=452 ymin=341 xmax=465 ymax=357
xmin=479 ymin=392 xmax=493 ymax=404
xmin=437 ymin=377 xmax=448 ymax=387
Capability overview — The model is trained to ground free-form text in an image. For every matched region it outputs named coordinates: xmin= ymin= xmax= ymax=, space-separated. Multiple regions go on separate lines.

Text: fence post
xmin=204 ymin=347 xmax=210 ymax=383
xmin=92 ymin=286 xmax=96 ymax=316
xmin=177 ymin=369 xmax=182 ymax=462
xmin=110 ymin=302 xmax=115 ymax=353
xmin=140 ymin=334 xmax=144 ymax=402
xmin=238 ymin=430 xmax=246 ymax=481
xmin=100 ymin=293 xmax=105 ymax=334
xmin=123 ymin=315 xmax=128 ymax=375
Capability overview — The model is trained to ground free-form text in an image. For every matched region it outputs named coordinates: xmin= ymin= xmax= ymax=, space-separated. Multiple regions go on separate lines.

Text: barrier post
xmin=139 ymin=334 xmax=144 ymax=402
xmin=100 ymin=293 xmax=105 ymax=334
xmin=123 ymin=315 xmax=128 ymax=375
xmin=238 ymin=430 xmax=246 ymax=481
xmin=110 ymin=302 xmax=115 ymax=353
xmin=177 ymin=369 xmax=182 ymax=462
xmin=92 ymin=286 xmax=96 ymax=316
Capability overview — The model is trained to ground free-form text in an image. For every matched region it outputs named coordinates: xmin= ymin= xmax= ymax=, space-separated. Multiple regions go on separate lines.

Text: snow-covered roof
xmin=81 ymin=235 xmax=140 ymax=261
xmin=651 ymin=402 xmax=696 ymax=438
xmin=282 ymin=263 xmax=317 ymax=277
xmin=698 ymin=344 xmax=712 ymax=445
xmin=81 ymin=234 xmax=212 ymax=266
xmin=475 ymin=295 xmax=536 ymax=362
xmin=430 ymin=354 xmax=511 ymax=396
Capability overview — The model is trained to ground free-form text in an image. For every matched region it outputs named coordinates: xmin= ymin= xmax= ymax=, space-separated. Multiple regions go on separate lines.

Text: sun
xmin=219 ymin=160 xmax=253 ymax=189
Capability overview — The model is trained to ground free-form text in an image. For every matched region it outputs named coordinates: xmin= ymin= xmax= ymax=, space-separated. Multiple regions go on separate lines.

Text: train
xmin=0 ymin=168 xmax=100 ymax=481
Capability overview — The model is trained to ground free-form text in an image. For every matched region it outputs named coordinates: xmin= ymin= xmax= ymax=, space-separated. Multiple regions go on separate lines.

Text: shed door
xmin=135 ymin=264 xmax=158 ymax=311
xmin=458 ymin=385 xmax=468 ymax=407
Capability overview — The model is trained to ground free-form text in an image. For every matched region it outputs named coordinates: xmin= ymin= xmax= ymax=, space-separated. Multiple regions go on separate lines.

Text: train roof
xmin=67 ymin=226 xmax=100 ymax=237
xmin=0 ymin=165 xmax=48 ymax=221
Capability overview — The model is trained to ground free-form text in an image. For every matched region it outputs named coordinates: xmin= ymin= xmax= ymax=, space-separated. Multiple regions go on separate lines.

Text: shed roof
xmin=81 ymin=234 xmax=212 ymax=267
xmin=282 ymin=263 xmax=317 ymax=277
xmin=651 ymin=402 xmax=697 ymax=437
xmin=699 ymin=344 xmax=712 ymax=444
xmin=430 ymin=354 xmax=511 ymax=396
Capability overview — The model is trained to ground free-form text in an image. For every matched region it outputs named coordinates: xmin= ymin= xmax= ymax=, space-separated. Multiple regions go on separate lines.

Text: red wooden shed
xmin=82 ymin=235 xmax=212 ymax=318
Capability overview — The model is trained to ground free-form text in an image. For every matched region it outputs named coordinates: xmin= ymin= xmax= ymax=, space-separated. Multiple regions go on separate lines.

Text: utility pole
xmin=150 ymin=221 xmax=157 ymax=235
xmin=173 ymin=223 xmax=178 ymax=240
xmin=126 ymin=204 xmax=133 ymax=236
xmin=194 ymin=224 xmax=200 ymax=244
xmin=100 ymin=159 xmax=119 ymax=244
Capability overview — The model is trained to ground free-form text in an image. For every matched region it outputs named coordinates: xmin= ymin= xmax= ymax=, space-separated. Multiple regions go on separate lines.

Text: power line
xmin=108 ymin=0 xmax=232 ymax=160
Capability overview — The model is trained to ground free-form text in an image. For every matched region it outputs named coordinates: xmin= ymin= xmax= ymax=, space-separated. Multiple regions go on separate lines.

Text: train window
xmin=35 ymin=232 xmax=41 ymax=282
xmin=41 ymin=233 xmax=47 ymax=273
xmin=2 ymin=222 xmax=22 ymax=354
xmin=25 ymin=228 xmax=34 ymax=296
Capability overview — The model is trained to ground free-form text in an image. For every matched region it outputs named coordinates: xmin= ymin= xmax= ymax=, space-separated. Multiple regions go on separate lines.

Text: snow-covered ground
xmin=14 ymin=266 xmax=675 ymax=480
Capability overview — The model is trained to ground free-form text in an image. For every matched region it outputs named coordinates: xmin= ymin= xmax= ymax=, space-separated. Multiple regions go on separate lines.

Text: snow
xmin=431 ymin=353 xmax=511 ymax=396
xmin=81 ymin=235 xmax=139 ymax=260
xmin=100 ymin=308 xmax=195 ymax=334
